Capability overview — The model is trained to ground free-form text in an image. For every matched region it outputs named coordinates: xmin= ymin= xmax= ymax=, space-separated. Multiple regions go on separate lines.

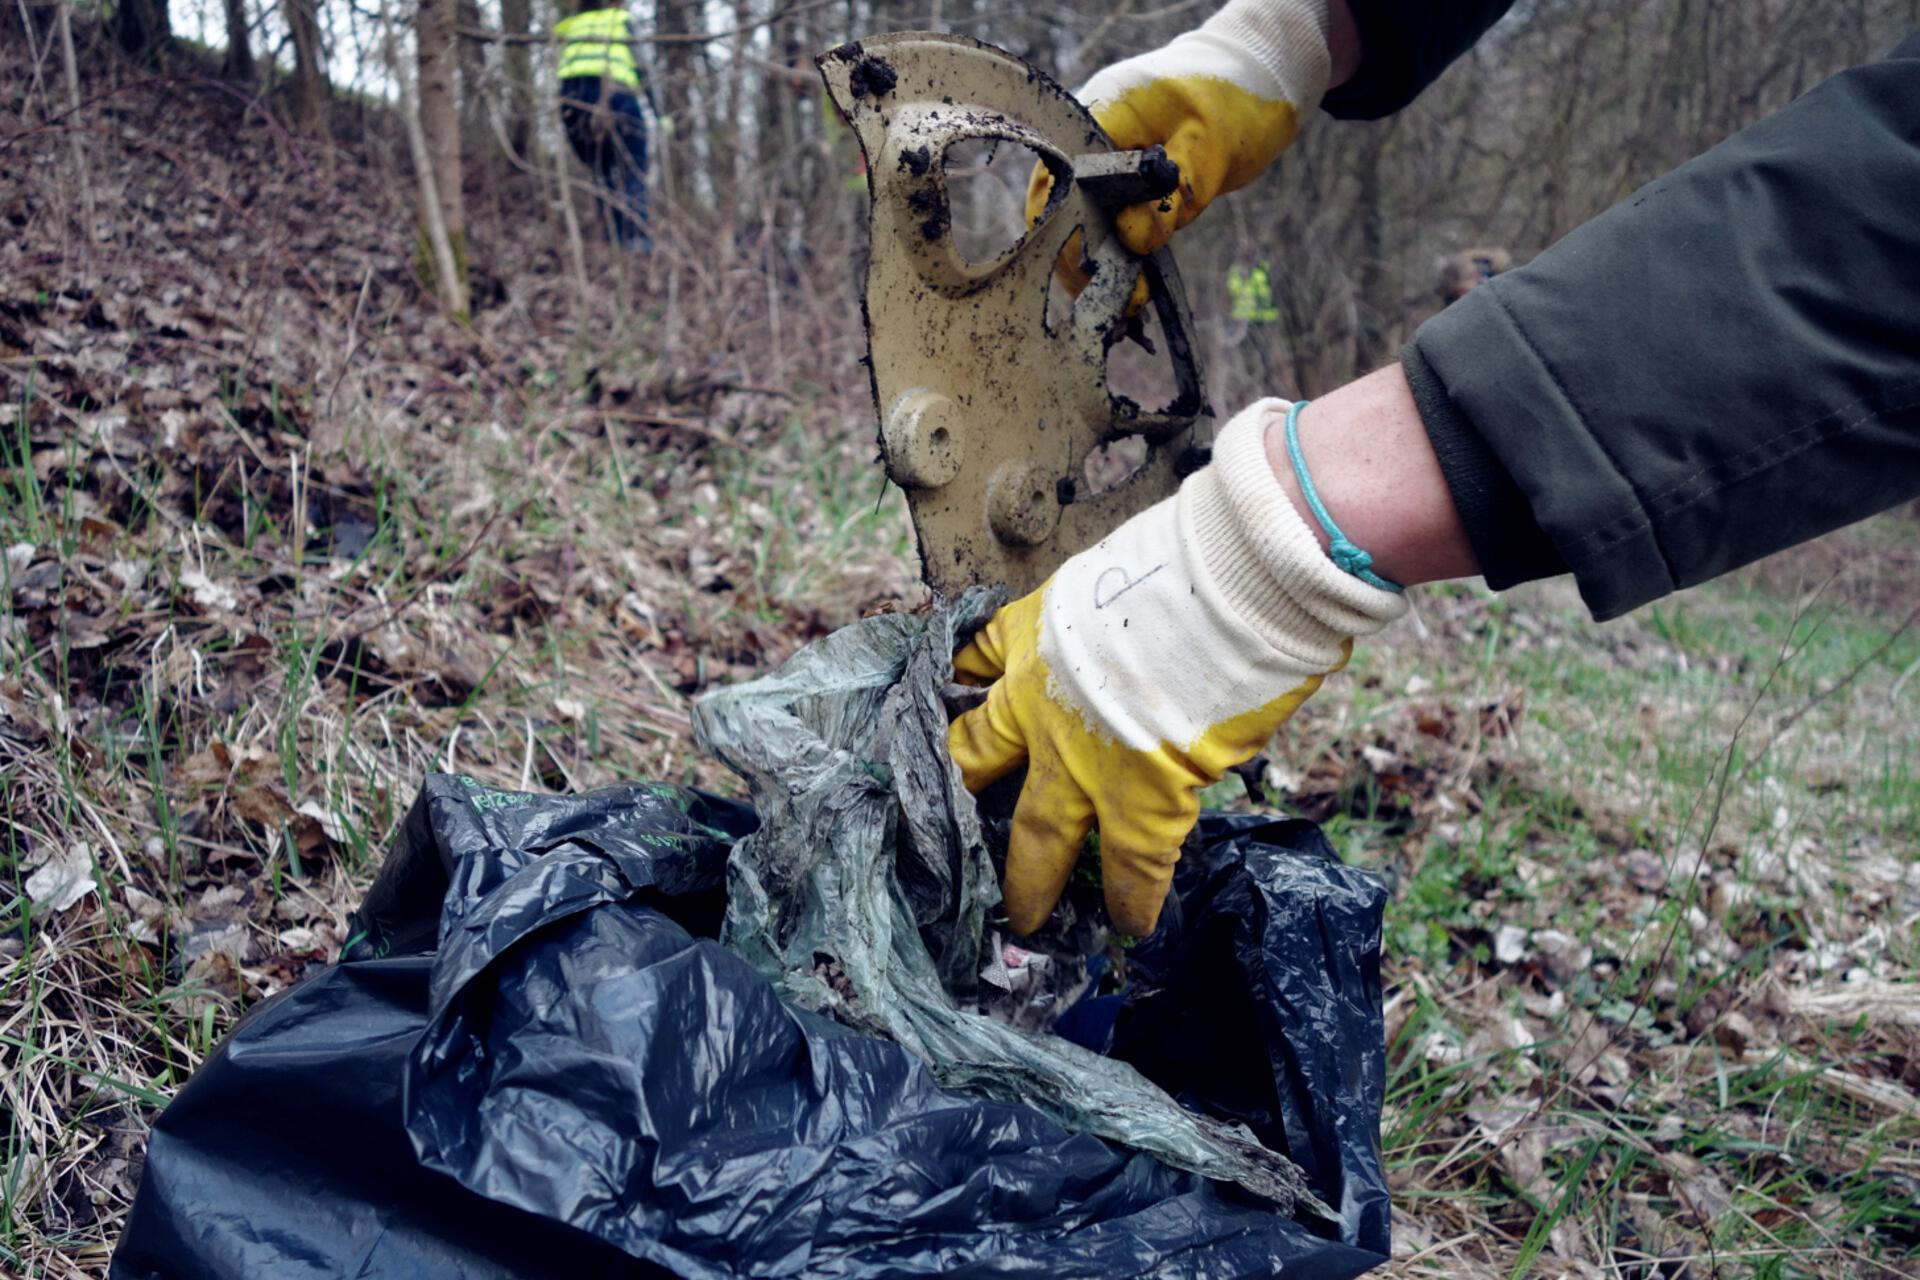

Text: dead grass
xmin=1281 ymin=544 xmax=1920 ymax=1277
xmin=4 ymin=41 xmax=1916 ymax=1280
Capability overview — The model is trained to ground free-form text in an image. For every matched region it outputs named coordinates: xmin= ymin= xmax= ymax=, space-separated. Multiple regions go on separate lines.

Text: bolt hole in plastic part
xmin=1105 ymin=292 xmax=1181 ymax=418
xmin=942 ymin=136 xmax=1061 ymax=267
xmin=1083 ymin=434 xmax=1151 ymax=496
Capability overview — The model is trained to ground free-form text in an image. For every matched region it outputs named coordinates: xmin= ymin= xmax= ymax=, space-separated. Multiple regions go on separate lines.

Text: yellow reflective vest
xmin=555 ymin=8 xmax=641 ymax=90
xmin=1228 ymin=263 xmax=1279 ymax=324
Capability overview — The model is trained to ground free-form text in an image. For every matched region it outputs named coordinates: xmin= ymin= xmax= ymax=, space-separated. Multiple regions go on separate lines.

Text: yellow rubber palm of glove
xmin=947 ymin=581 xmax=1338 ymax=938
xmin=1096 ymin=76 xmax=1303 ymax=256
xmin=1026 ymin=77 xmax=1302 ymax=309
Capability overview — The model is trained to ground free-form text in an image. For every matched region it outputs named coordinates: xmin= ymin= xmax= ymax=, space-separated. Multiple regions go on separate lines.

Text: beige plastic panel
xmin=819 ymin=33 xmax=1213 ymax=598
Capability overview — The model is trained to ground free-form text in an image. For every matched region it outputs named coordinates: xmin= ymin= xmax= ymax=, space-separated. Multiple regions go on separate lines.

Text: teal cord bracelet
xmin=1283 ymin=399 xmax=1404 ymax=594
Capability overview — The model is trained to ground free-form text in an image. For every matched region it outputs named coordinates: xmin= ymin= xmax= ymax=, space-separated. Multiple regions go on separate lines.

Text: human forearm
xmin=1405 ymin=29 xmax=1920 ymax=620
xmin=1264 ymin=364 xmax=1481 ymax=588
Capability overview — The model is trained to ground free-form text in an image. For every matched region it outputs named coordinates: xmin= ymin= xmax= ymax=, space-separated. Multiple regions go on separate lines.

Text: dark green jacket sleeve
xmin=1322 ymin=0 xmax=1517 ymax=119
xmin=1404 ymin=29 xmax=1920 ymax=621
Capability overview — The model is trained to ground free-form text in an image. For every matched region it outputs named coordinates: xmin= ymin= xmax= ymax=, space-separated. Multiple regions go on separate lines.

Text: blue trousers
xmin=560 ymin=78 xmax=650 ymax=250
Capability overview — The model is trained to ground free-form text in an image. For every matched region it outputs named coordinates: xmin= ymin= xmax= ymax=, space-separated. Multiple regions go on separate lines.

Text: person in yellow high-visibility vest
xmin=555 ymin=3 xmax=651 ymax=249
xmin=1227 ymin=262 xmax=1280 ymax=323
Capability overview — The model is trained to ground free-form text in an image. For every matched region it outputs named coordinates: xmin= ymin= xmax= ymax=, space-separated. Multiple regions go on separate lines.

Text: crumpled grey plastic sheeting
xmin=692 ymin=590 xmax=1318 ymax=1211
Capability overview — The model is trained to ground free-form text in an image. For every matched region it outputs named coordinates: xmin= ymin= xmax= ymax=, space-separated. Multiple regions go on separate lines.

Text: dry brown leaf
xmin=0 ymin=678 xmax=48 ymax=745
xmin=10 ymin=559 xmax=62 ymax=608
xmin=230 ymin=783 xmax=295 ymax=829
xmin=174 ymin=741 xmax=233 ymax=790
xmin=78 ymin=514 xmax=123 ymax=557
xmin=173 ymin=950 xmax=245 ymax=1018
xmin=1624 ymin=847 xmax=1667 ymax=892
xmin=25 ymin=842 xmax=98 ymax=912
xmin=63 ymin=612 xmax=114 ymax=649
xmin=123 ymin=885 xmax=178 ymax=946
xmin=1673 ymin=1169 xmax=1733 ymax=1223
xmin=294 ymin=799 xmax=349 ymax=844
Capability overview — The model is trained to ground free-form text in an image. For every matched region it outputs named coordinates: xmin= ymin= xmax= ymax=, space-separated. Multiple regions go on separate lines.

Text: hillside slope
xmin=4 ymin=39 xmax=1917 ymax=1280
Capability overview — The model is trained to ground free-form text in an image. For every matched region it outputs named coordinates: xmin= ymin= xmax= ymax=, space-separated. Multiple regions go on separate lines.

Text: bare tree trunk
xmin=456 ymin=0 xmax=487 ymax=142
xmin=58 ymin=0 xmax=93 ymax=283
xmin=287 ymin=0 xmax=328 ymax=128
xmin=386 ymin=0 xmax=469 ymax=319
xmin=793 ymin=4 xmax=837 ymax=252
xmin=113 ymin=0 xmax=172 ymax=62
xmin=417 ymin=0 xmax=469 ymax=312
xmin=655 ymin=0 xmax=697 ymax=210
xmin=553 ymin=134 xmax=591 ymax=324
xmin=500 ymin=0 xmax=533 ymax=158
xmin=221 ymin=0 xmax=255 ymax=81
xmin=713 ymin=0 xmax=753 ymax=230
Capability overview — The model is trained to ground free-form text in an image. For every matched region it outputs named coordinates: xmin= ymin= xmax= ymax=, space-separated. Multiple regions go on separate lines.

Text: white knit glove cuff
xmin=1080 ymin=0 xmax=1332 ymax=113
xmin=1035 ymin=399 xmax=1403 ymax=753
xmin=1187 ymin=0 xmax=1332 ymax=109
xmin=1185 ymin=398 xmax=1407 ymax=665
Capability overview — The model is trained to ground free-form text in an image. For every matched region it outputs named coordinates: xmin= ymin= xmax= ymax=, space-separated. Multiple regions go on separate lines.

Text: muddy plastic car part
xmin=820 ymin=34 xmax=1213 ymax=597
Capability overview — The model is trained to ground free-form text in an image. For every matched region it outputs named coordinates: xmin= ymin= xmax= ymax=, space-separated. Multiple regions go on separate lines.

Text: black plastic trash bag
xmin=116 ymin=617 xmax=1392 ymax=1278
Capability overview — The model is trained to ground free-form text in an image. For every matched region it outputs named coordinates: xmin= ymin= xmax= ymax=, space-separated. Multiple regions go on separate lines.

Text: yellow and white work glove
xmin=946 ymin=400 xmax=1406 ymax=938
xmin=1028 ymin=0 xmax=1334 ymax=257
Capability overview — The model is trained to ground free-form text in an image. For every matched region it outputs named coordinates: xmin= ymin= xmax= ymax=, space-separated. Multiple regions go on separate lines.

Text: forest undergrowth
xmin=3 ymin=42 xmax=1917 ymax=1280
